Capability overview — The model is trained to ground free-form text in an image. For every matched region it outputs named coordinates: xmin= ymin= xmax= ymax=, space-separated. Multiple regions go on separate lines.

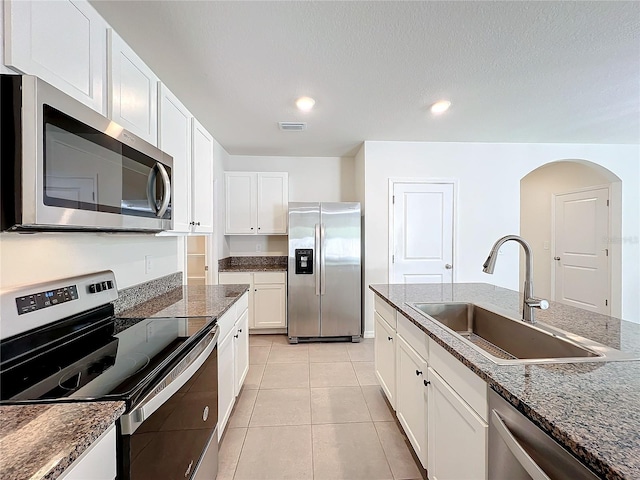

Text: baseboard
xmin=249 ymin=328 xmax=287 ymax=335
xmin=363 ymin=330 xmax=374 ymax=339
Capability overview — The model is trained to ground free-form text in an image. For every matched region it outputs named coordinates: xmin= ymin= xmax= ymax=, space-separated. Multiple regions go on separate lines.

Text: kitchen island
xmin=370 ymin=282 xmax=640 ymax=480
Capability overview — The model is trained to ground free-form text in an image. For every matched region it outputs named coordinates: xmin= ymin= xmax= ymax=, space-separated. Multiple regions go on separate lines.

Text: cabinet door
xmin=5 ymin=0 xmax=107 ymax=114
xmin=60 ymin=424 xmax=116 ymax=479
xmin=108 ymin=29 xmax=158 ymax=145
xmin=234 ymin=308 xmax=250 ymax=395
xmin=218 ymin=330 xmax=235 ymax=440
xmin=257 ymin=172 xmax=288 ymax=234
xmin=253 ymin=283 xmax=286 ymax=328
xmin=225 ymin=172 xmax=257 ymax=234
xmin=158 ymin=84 xmax=192 ymax=233
xmin=396 ymin=335 xmax=428 ymax=468
xmin=374 ymin=312 xmax=396 ymax=409
xmin=191 ymin=119 xmax=214 ymax=233
xmin=427 ymin=367 xmax=488 ymax=480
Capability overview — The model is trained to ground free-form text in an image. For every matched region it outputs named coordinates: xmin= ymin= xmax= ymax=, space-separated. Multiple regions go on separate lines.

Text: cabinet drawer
xmin=254 ymin=271 xmax=286 ymax=284
xmin=236 ymin=292 xmax=249 ymax=314
xmin=374 ymin=295 xmax=396 ymax=329
xmin=217 ymin=304 xmax=237 ymax=341
xmin=429 ymin=339 xmax=488 ymax=422
xmin=397 ymin=313 xmax=428 ymax=360
xmin=219 ymin=272 xmax=252 ymax=285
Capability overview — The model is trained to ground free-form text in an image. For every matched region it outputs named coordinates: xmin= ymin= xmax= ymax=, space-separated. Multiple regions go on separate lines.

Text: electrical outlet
xmin=145 ymin=255 xmax=153 ymax=274
xmin=256 ymin=243 xmax=262 ymax=252
xmin=543 ymin=241 xmax=550 ymax=250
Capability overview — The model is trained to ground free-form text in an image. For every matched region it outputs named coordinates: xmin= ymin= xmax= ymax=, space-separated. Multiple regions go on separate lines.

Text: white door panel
xmin=554 ymin=187 xmax=609 ymax=314
xmin=392 ymin=182 xmax=454 ymax=284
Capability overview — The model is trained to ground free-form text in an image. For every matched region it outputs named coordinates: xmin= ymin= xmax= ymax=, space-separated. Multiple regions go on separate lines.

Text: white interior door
xmin=554 ymin=187 xmax=610 ymax=314
xmin=391 ymin=182 xmax=454 ymax=284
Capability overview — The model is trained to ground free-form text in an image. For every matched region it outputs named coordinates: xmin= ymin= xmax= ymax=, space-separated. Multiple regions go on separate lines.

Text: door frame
xmin=550 ymin=183 xmax=619 ymax=316
xmin=388 ymin=178 xmax=458 ymax=284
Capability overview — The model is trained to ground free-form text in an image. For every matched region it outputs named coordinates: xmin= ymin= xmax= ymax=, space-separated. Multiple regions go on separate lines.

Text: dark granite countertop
xmin=117 ymin=284 xmax=250 ymax=319
xmin=369 ymin=283 xmax=640 ymax=480
xmin=218 ymin=255 xmax=287 ymax=272
xmin=0 ymin=401 xmax=125 ymax=480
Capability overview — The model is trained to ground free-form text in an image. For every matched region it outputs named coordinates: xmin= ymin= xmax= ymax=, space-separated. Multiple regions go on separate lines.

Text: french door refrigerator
xmin=287 ymin=202 xmax=362 ymax=343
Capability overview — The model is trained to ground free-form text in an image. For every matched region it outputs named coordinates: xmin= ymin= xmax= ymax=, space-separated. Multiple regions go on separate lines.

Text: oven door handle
xmin=120 ymin=325 xmax=219 ymax=435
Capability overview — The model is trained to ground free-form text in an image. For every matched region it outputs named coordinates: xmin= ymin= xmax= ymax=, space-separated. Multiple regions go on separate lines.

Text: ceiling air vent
xmin=278 ymin=122 xmax=307 ymax=132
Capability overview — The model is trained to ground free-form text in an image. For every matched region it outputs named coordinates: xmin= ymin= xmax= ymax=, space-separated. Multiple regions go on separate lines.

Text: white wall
xmin=520 ymin=161 xmax=615 ymax=302
xmin=362 ymin=141 xmax=640 ymax=334
xmin=225 ymin=155 xmax=356 ymax=203
xmin=0 ymin=233 xmax=179 ymax=289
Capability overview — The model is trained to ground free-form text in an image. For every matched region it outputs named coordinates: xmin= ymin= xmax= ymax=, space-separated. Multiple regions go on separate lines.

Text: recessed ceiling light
xmin=296 ymin=96 xmax=316 ymax=112
xmin=430 ymin=100 xmax=451 ymax=115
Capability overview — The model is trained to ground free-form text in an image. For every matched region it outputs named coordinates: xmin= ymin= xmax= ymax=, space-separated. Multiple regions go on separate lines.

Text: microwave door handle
xmin=156 ymin=163 xmax=171 ymax=218
xmin=146 ymin=164 xmax=160 ymax=214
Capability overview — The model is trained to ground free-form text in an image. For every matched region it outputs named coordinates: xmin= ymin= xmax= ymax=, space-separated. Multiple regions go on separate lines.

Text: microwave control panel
xmin=15 ymin=285 xmax=79 ymax=315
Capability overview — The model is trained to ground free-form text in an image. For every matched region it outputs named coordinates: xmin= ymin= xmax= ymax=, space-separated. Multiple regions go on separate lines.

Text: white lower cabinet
xmin=218 ymin=272 xmax=287 ymax=330
xmin=60 ymin=423 xmax=116 ymax=479
xmin=373 ymin=293 xmax=488 ymax=479
xmin=234 ymin=308 xmax=250 ymax=395
xmin=396 ymin=335 xmax=428 ymax=468
xmin=217 ymin=293 xmax=249 ymax=439
xmin=374 ymin=312 xmax=396 ymax=409
xmin=428 ymin=367 xmax=488 ymax=480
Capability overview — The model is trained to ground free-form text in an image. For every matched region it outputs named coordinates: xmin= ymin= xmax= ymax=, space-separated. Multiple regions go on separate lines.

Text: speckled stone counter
xmin=218 ymin=256 xmax=287 ymax=272
xmin=369 ymin=283 xmax=640 ymax=480
xmin=112 ymin=272 xmax=183 ymax=315
xmin=0 ymin=401 xmax=125 ymax=480
xmin=116 ymin=284 xmax=249 ymax=320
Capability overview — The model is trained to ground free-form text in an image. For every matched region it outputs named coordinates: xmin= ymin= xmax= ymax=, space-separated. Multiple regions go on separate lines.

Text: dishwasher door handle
xmin=491 ymin=409 xmax=551 ymax=480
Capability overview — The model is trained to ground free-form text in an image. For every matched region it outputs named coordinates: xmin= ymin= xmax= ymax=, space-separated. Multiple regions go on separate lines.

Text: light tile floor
xmin=217 ymin=335 xmax=423 ymax=480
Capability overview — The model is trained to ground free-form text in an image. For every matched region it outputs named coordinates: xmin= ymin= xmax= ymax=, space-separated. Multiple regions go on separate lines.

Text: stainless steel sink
xmin=407 ymin=302 xmax=638 ymax=365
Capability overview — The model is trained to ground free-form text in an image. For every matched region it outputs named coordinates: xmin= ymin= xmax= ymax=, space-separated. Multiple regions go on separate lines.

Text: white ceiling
xmin=90 ymin=1 xmax=640 ymax=157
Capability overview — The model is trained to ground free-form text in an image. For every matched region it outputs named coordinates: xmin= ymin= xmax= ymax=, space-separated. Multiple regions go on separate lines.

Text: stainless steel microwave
xmin=1 ymin=75 xmax=173 ymax=232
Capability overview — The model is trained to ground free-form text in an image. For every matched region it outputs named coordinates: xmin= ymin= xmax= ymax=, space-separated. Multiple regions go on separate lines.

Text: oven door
xmin=119 ymin=325 xmax=219 ymax=480
xmin=2 ymin=75 xmax=172 ymax=232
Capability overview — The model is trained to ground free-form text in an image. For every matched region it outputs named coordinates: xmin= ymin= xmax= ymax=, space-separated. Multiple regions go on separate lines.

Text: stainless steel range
xmin=0 ymin=271 xmax=219 ymax=480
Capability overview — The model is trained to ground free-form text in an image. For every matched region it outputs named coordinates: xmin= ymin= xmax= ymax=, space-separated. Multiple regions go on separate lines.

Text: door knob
xmin=445 ymin=264 xmax=453 ymax=269
xmin=554 ymin=257 xmax=561 ymax=261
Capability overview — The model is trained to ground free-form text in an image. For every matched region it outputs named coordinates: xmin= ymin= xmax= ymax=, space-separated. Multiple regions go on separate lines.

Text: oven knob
xmin=89 ymin=284 xmax=97 ymax=294
xmin=203 ymin=406 xmax=209 ymax=422
xmin=101 ymin=281 xmax=109 ymax=290
xmin=107 ymin=280 xmax=114 ymax=289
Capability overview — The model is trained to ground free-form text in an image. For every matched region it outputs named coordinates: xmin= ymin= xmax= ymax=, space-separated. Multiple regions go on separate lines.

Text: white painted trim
xmin=387 ymin=178 xmax=458 ymax=284
xmin=363 ymin=330 xmax=374 ymax=339
xmin=551 ymin=184 xmax=613 ymax=314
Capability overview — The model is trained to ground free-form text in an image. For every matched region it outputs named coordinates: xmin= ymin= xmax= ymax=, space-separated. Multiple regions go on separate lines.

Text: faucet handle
xmin=526 ymin=298 xmax=549 ymax=310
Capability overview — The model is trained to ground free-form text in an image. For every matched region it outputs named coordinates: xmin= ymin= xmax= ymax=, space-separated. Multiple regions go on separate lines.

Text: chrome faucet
xmin=482 ymin=235 xmax=549 ymax=323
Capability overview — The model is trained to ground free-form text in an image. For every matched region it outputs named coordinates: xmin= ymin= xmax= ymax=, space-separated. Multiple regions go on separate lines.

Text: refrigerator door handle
xmin=315 ymin=223 xmax=321 ymax=296
xmin=320 ymin=223 xmax=326 ymax=295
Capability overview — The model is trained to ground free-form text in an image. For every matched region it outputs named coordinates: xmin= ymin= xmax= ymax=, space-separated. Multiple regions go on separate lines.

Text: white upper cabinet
xmin=191 ymin=119 xmax=214 ymax=233
xmin=4 ymin=0 xmax=108 ymax=113
xmin=257 ymin=173 xmax=288 ymax=234
xmin=225 ymin=173 xmax=257 ymax=234
xmin=224 ymin=172 xmax=288 ymax=235
xmin=108 ymin=29 xmax=158 ymax=145
xmin=158 ymin=84 xmax=192 ymax=233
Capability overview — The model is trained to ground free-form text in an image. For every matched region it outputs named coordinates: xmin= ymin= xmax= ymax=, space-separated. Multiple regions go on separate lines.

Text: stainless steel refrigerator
xmin=287 ymin=202 xmax=362 ymax=343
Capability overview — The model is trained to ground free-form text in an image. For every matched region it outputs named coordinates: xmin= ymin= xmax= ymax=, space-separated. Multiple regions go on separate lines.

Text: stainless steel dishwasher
xmin=488 ymin=389 xmax=600 ymax=480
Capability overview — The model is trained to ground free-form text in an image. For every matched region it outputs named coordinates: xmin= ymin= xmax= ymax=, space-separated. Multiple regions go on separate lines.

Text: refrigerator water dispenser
xmin=295 ymin=249 xmax=314 ymax=274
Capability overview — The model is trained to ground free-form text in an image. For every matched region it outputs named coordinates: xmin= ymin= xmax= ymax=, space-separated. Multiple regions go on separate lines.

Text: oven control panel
xmin=15 ymin=285 xmax=79 ymax=315
xmin=88 ymin=281 xmax=114 ymax=294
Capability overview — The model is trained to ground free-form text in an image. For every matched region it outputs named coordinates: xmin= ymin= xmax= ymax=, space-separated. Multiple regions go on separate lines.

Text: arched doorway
xmin=520 ymin=160 xmax=622 ymax=316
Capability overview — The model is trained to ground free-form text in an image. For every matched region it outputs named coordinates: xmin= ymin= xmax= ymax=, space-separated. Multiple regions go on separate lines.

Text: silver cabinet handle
xmin=491 ymin=409 xmax=551 ymax=480
xmin=320 ymin=223 xmax=326 ymax=295
xmin=554 ymin=257 xmax=561 ymax=261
